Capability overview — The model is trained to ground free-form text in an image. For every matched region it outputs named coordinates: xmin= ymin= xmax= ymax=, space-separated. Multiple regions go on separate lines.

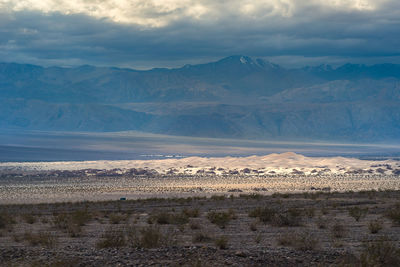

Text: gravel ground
xmin=1 ymin=190 xmax=399 ymax=266
xmin=0 ymin=173 xmax=399 ymax=204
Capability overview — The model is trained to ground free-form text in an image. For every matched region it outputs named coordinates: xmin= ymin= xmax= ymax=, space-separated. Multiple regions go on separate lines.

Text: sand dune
xmin=1 ymin=152 xmax=399 ymax=203
xmin=1 ymin=152 xmax=399 ymax=176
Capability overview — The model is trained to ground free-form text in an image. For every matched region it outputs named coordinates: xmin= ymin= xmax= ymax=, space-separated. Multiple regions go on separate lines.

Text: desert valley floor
xmin=0 ymin=190 xmax=400 ymax=266
xmin=0 ymin=153 xmax=400 ymax=266
xmin=0 ymin=152 xmax=399 ymax=204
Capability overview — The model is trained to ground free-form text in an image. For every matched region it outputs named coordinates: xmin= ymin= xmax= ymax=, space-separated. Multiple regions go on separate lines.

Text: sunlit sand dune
xmin=1 ymin=152 xmax=399 ymax=176
xmin=1 ymin=153 xmax=399 ymax=204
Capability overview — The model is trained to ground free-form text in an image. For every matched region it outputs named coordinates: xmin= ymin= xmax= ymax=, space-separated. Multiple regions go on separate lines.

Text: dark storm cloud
xmin=1 ymin=1 xmax=400 ymax=69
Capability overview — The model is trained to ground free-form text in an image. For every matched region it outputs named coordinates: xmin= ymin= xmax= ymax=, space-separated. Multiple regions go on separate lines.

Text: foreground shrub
xmin=387 ymin=204 xmax=400 ymax=225
xmin=272 ymin=193 xmax=290 ymax=198
xmin=22 ymin=214 xmax=37 ymax=224
xmin=53 ymin=210 xmax=92 ymax=237
xmin=207 ymin=210 xmax=236 ymax=229
xmin=331 ymin=222 xmax=346 ymax=238
xmin=239 ymin=193 xmax=263 ymax=200
xmin=108 ymin=213 xmax=128 ymax=224
xmin=316 ymin=216 xmax=329 ymax=229
xmin=182 ymin=208 xmax=200 ymax=218
xmin=151 ymin=212 xmax=170 ymax=224
xmin=273 ymin=208 xmax=303 ymax=227
xmin=215 ymin=236 xmax=228 ymax=249
xmin=24 ymin=231 xmax=57 ymax=248
xmin=348 ymin=207 xmax=368 ymax=222
xmin=128 ymin=226 xmax=176 ymax=249
xmin=359 ymin=238 xmax=400 ymax=266
xmin=249 ymin=207 xmax=302 ymax=227
xmin=0 ymin=212 xmax=15 ymax=229
xmin=210 ymin=195 xmax=226 ymax=201
xmin=249 ymin=221 xmax=258 ymax=231
xmin=304 ymin=207 xmax=315 ymax=218
xmin=321 ymin=206 xmax=330 ymax=215
xmin=47 ymin=257 xmax=83 ymax=267
xmin=277 ymin=232 xmax=294 ymax=246
xmin=192 ymin=232 xmax=213 ymax=243
xmin=294 ymin=231 xmax=319 ymax=251
xmin=171 ymin=213 xmax=190 ymax=225
xmin=248 ymin=207 xmax=277 ymax=223
xmin=277 ymin=231 xmax=318 ymax=251
xmin=303 ymin=192 xmax=321 ymax=200
xmin=53 ymin=213 xmax=79 ymax=236
xmin=368 ymin=220 xmax=383 ymax=234
xmin=140 ymin=226 xmax=172 ymax=248
xmin=189 ymin=220 xmax=201 ymax=230
xmin=96 ymin=227 xmax=126 ymax=248
xmin=150 ymin=211 xmax=189 ymax=225
xmin=254 ymin=233 xmax=263 ymax=244
xmin=70 ymin=210 xmax=92 ymax=226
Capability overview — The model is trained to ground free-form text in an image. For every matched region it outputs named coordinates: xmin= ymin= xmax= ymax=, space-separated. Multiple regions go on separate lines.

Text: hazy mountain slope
xmin=268 ymin=79 xmax=400 ymax=103
xmin=128 ymin=102 xmax=400 ymax=141
xmin=0 ymin=98 xmax=154 ymax=131
xmin=302 ymin=63 xmax=400 ymax=80
xmin=1 ymin=56 xmax=400 ymax=141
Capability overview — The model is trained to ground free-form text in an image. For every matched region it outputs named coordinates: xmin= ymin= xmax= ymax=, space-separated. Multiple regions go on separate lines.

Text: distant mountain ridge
xmin=1 ymin=56 xmax=400 ymax=142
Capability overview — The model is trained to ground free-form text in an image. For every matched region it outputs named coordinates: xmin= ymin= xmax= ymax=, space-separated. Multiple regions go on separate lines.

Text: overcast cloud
xmin=0 ymin=0 xmax=399 ymax=68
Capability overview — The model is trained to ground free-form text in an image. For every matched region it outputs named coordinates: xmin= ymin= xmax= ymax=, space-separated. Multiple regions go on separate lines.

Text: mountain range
xmin=1 ymin=55 xmax=400 ymax=142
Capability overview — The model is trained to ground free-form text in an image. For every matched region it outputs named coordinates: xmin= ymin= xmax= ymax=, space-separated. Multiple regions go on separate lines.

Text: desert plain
xmin=0 ymin=153 xmax=399 ymax=266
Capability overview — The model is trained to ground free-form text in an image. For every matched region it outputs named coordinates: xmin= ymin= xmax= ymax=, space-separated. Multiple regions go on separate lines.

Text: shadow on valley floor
xmin=1 ymin=130 xmax=400 ymax=162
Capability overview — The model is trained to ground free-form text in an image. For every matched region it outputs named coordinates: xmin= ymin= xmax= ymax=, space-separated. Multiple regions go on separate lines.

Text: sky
xmin=1 ymin=0 xmax=400 ymax=69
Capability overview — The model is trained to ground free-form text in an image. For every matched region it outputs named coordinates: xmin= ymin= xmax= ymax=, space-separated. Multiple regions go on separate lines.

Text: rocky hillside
xmin=1 ymin=56 xmax=399 ymax=141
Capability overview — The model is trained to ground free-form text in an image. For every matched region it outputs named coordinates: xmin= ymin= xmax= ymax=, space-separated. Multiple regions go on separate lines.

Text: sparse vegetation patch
xmin=0 ymin=189 xmax=400 ymax=266
xmin=277 ymin=231 xmax=318 ymax=251
xmin=249 ymin=206 xmax=303 ymax=227
xmin=207 ymin=210 xmax=236 ymax=228
xmin=96 ymin=227 xmax=126 ymax=248
xmin=359 ymin=238 xmax=400 ymax=266
xmin=24 ymin=231 xmax=57 ymax=248
xmin=387 ymin=203 xmax=400 ymax=225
